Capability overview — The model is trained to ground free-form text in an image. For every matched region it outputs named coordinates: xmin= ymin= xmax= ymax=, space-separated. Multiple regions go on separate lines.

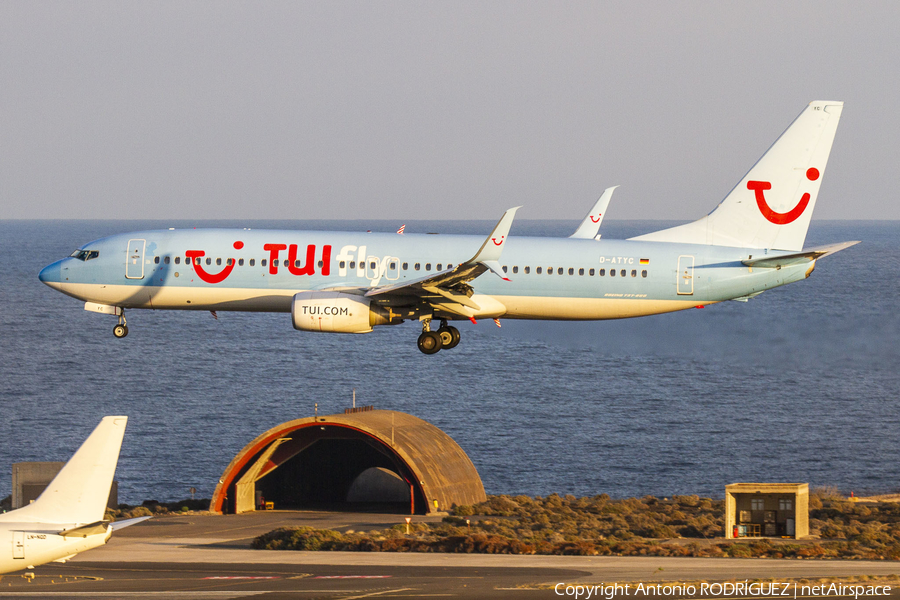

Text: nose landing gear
xmin=112 ymin=311 xmax=128 ymax=338
xmin=416 ymin=318 xmax=460 ymax=354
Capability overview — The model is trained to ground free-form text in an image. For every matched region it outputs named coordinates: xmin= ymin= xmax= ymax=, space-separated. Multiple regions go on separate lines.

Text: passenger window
xmin=547 ymin=267 xmax=553 ymax=274
xmin=370 ymin=262 xmax=376 ymax=269
xmin=261 ymin=259 xmax=267 ymax=267
xmin=567 ymin=268 xmax=573 ymax=275
xmin=350 ymin=261 xmax=356 ymax=269
xmin=502 ymin=265 xmax=508 ymax=273
xmin=175 ymin=257 xmax=181 ymax=265
xmin=536 ymin=267 xmax=542 ymax=274
xmin=216 ymin=258 xmax=222 ymax=266
xmin=390 ymin=262 xmax=397 ymax=269
xmin=599 ymin=269 xmax=605 ymax=276
xmin=513 ymin=266 xmax=519 ymax=274
xmin=610 ymin=269 xmax=616 ymax=277
xmin=524 ymin=266 xmax=530 ymax=274
xmin=402 ymin=262 xmax=408 ymax=270
xmin=447 ymin=264 xmax=453 ymax=269
xmin=437 ymin=263 xmax=443 ymax=270
xmin=318 ymin=260 xmax=323 ymax=268
xmin=642 ymin=270 xmax=648 ymax=278
xmin=238 ymin=258 xmax=244 ymax=266
xmin=620 ymin=269 xmax=626 ymax=277
xmin=206 ymin=258 xmax=212 ymax=266
xmin=426 ymin=263 xmax=432 ymax=271
xmin=415 ymin=263 xmax=421 ymax=271
xmin=154 ymin=256 xmax=160 ymax=264
xmin=589 ymin=268 xmax=594 ymax=276
xmin=578 ymin=268 xmax=584 ymax=276
xmin=631 ymin=270 xmax=636 ymax=277
xmin=249 ymin=259 xmax=255 ymax=267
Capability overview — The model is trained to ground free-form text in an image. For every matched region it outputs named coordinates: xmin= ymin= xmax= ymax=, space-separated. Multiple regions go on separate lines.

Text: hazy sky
xmin=2 ymin=1 xmax=897 ymax=220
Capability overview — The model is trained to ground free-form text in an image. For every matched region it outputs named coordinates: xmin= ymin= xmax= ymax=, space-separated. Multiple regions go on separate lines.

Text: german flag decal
xmin=640 ymin=258 xmax=650 ymax=265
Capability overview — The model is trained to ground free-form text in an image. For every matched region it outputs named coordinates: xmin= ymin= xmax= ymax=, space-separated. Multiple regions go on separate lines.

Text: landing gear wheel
xmin=437 ymin=326 xmax=460 ymax=349
xmin=417 ymin=331 xmax=443 ymax=354
xmin=113 ymin=324 xmax=129 ymax=338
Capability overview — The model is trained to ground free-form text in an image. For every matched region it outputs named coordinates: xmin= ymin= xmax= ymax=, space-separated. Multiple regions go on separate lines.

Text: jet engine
xmin=292 ymin=291 xmax=398 ymax=333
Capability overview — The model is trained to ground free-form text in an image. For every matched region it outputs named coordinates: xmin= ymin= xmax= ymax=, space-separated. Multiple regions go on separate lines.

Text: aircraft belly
xmin=57 ymin=283 xmax=294 ymax=312
xmin=495 ymin=296 xmax=708 ymax=320
xmin=55 ymin=283 xmax=153 ymax=308
xmin=147 ymin=286 xmax=295 ymax=311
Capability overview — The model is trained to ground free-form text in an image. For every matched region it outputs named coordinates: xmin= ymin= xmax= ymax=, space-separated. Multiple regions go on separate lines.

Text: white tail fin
xmin=631 ymin=101 xmax=844 ymax=251
xmin=4 ymin=417 xmax=127 ymax=525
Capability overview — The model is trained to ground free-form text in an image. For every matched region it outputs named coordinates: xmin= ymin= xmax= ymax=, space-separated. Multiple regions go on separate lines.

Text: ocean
xmin=1 ymin=219 xmax=897 ymax=503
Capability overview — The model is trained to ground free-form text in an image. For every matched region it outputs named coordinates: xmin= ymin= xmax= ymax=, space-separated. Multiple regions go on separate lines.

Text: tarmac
xmin=2 ymin=510 xmax=900 ymax=599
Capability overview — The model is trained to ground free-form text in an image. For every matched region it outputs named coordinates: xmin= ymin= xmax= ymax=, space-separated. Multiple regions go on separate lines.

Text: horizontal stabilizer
xmin=109 ymin=515 xmax=152 ymax=531
xmin=742 ymin=241 xmax=859 ymax=268
xmin=59 ymin=520 xmax=109 ymax=538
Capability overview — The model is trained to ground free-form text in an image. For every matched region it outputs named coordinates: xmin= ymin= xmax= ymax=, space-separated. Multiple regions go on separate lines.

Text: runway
xmin=3 ymin=511 xmax=899 ymax=598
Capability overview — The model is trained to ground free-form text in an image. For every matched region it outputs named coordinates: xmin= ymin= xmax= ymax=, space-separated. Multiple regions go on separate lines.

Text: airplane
xmin=39 ymin=101 xmax=857 ymax=355
xmin=0 ymin=416 xmax=148 ymax=574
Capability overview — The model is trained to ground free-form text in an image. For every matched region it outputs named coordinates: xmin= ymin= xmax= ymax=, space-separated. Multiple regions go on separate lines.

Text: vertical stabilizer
xmin=631 ymin=101 xmax=843 ymax=251
xmin=2 ymin=417 xmax=127 ymax=525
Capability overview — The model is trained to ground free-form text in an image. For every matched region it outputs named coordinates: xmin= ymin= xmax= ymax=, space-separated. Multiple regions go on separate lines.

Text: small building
xmin=725 ymin=483 xmax=808 ymax=539
xmin=12 ymin=462 xmax=118 ymax=509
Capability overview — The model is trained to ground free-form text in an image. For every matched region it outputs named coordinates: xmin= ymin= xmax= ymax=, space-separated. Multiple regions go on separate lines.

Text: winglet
xmin=570 ymin=186 xmax=618 ymax=239
xmin=480 ymin=260 xmax=510 ymax=281
xmin=468 ymin=206 xmax=521 ymax=264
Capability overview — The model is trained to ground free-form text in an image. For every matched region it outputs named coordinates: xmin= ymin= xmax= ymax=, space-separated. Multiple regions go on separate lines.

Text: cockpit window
xmin=69 ymin=249 xmax=99 ymax=261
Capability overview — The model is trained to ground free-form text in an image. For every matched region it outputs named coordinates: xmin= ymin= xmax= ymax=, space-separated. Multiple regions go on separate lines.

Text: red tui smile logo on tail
xmin=750 ymin=168 xmax=819 ymax=225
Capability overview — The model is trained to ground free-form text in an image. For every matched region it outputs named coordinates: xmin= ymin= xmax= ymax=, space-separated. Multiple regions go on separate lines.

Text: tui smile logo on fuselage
xmin=184 ymin=241 xmax=332 ymax=284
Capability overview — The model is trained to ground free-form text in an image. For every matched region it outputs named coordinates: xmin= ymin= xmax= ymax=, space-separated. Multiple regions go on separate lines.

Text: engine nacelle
xmin=292 ymin=291 xmax=395 ymax=333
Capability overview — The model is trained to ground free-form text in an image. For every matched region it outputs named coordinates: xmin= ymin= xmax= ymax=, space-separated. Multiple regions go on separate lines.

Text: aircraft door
xmin=365 ymin=256 xmax=380 ymax=280
xmin=386 ymin=257 xmax=400 ymax=281
xmin=126 ymin=239 xmax=146 ymax=280
xmin=677 ymin=255 xmax=694 ymax=295
xmin=12 ymin=531 xmax=24 ymax=559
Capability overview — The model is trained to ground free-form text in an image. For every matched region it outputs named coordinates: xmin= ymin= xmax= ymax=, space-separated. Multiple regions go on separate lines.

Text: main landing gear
xmin=112 ymin=310 xmax=128 ymax=338
xmin=416 ymin=319 xmax=460 ymax=355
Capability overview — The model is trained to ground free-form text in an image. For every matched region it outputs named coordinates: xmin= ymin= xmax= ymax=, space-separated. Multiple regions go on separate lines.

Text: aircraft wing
xmin=570 ymin=186 xmax=618 ymax=239
xmin=742 ymin=241 xmax=859 ymax=268
xmin=364 ymin=207 xmax=520 ymax=315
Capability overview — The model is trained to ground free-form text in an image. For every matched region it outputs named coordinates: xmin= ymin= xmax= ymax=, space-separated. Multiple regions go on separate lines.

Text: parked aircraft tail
xmin=2 ymin=416 xmax=127 ymax=525
xmin=631 ymin=101 xmax=844 ymax=251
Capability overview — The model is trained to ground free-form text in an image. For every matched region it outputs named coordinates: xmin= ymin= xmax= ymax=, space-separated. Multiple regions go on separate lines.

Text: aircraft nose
xmin=38 ymin=260 xmax=62 ymax=285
